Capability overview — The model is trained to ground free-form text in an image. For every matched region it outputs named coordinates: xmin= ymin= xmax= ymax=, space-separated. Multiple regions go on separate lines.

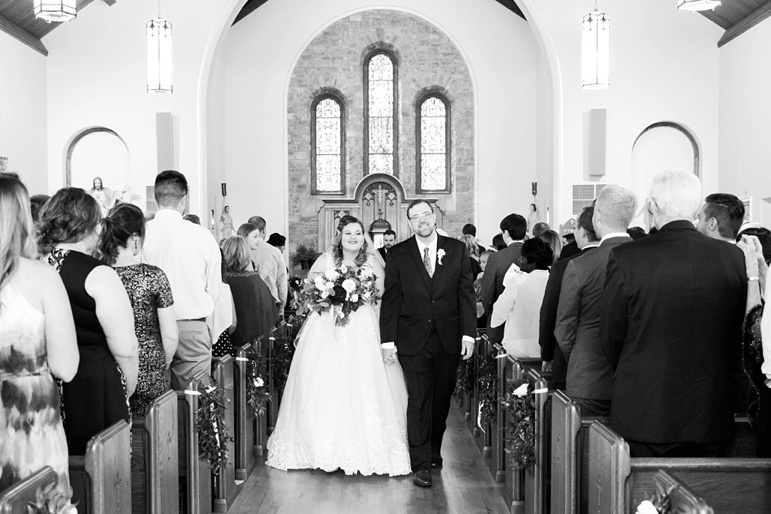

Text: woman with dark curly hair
xmin=266 ymin=215 xmax=410 ymax=476
xmin=37 ymin=187 xmax=138 ymax=454
xmin=99 ymin=203 xmax=177 ymax=417
xmin=490 ymin=237 xmax=553 ymax=358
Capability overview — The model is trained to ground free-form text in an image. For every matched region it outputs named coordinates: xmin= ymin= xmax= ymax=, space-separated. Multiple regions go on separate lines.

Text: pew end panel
xmin=587 ymin=421 xmax=630 ymax=514
xmin=550 ymin=390 xmax=581 ymax=514
xmin=0 ymin=466 xmax=58 ymax=514
xmin=522 ymin=369 xmax=549 ymax=514
xmin=147 ymin=390 xmax=180 ymax=513
xmin=181 ymin=371 xmax=213 ymax=514
xmin=234 ymin=343 xmax=258 ymax=480
xmin=211 ymin=356 xmax=238 ymax=513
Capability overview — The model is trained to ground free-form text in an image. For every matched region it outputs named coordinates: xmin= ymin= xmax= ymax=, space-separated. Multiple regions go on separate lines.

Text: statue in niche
xmin=89 ymin=176 xmax=123 ymax=217
xmin=220 ymin=205 xmax=234 ymax=238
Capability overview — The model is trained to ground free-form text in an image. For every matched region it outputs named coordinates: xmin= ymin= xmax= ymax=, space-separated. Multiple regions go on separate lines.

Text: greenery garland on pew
xmin=477 ymin=351 xmax=499 ymax=426
xmin=500 ymin=381 xmax=536 ymax=470
xmin=267 ymin=315 xmax=304 ymax=398
xmin=245 ymin=343 xmax=271 ymax=417
xmin=196 ymin=378 xmax=234 ymax=475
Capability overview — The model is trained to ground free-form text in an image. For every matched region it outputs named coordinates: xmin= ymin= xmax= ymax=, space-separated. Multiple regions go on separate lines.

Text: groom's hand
xmin=461 ymin=336 xmax=475 ymax=360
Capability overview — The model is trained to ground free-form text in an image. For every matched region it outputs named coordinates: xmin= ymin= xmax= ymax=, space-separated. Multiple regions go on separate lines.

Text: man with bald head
xmin=600 ymin=171 xmax=746 ymax=457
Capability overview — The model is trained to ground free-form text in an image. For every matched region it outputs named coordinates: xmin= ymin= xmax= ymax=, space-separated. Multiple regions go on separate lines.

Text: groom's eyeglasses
xmin=409 ymin=211 xmax=433 ymax=222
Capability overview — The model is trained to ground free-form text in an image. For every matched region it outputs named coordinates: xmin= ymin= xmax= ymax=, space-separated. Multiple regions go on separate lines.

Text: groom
xmin=380 ymin=200 xmax=477 ymax=487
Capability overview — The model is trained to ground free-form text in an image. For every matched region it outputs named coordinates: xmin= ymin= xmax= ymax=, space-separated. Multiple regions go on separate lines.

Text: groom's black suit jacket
xmin=380 ymin=235 xmax=477 ymax=356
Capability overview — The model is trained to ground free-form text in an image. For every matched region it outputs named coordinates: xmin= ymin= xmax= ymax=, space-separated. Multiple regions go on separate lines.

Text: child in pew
xmin=0 ymin=174 xmax=79 ymax=503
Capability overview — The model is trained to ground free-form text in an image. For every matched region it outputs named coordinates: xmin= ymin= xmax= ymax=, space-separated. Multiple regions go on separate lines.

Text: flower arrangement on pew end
xmin=26 ymin=483 xmax=77 ymax=514
xmin=501 ymin=380 xmax=536 ymax=471
xmin=267 ymin=316 xmax=303 ymax=398
xmin=477 ymin=351 xmax=499 ymax=426
xmin=455 ymin=355 xmax=477 ymax=398
xmin=246 ymin=346 xmax=271 ymax=417
xmin=636 ymin=481 xmax=705 ymax=514
xmin=196 ymin=379 xmax=234 ymax=475
xmin=298 ymin=264 xmax=380 ymax=327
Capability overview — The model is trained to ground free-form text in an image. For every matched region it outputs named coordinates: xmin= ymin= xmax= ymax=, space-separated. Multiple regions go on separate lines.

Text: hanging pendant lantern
xmin=146 ymin=17 xmax=173 ymax=94
xmin=34 ymin=0 xmax=77 ymax=23
xmin=581 ymin=9 xmax=610 ymax=90
xmin=677 ymin=0 xmax=721 ymax=12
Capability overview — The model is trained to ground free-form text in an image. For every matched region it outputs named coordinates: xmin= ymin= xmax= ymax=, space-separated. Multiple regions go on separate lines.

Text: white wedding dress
xmin=266 ymin=256 xmax=411 ymax=476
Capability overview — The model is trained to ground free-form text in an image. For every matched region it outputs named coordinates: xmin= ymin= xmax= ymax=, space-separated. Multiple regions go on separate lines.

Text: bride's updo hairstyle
xmin=99 ymin=203 xmax=145 ymax=266
xmin=333 ymin=215 xmax=368 ymax=267
xmin=36 ymin=187 xmax=101 ymax=255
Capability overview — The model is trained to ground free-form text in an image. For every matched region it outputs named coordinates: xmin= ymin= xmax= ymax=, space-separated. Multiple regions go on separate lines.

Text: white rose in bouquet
xmin=342 ymin=278 xmax=357 ymax=293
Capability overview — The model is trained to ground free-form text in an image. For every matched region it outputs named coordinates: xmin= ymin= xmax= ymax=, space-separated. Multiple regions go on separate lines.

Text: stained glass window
xmin=313 ymin=96 xmax=343 ymax=193
xmin=418 ymin=95 xmax=449 ymax=192
xmin=367 ymin=53 xmax=395 ymax=175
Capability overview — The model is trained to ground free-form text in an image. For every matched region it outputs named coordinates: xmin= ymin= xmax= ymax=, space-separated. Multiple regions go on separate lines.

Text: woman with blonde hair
xmin=0 ymin=174 xmax=79 ymax=498
xmin=37 ymin=187 xmax=138 ymax=455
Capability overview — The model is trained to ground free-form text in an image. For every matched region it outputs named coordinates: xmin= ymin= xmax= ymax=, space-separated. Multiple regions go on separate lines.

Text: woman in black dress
xmin=37 ymin=188 xmax=138 ymax=454
xmin=100 ymin=203 xmax=177 ymax=417
xmin=221 ymin=236 xmax=278 ymax=348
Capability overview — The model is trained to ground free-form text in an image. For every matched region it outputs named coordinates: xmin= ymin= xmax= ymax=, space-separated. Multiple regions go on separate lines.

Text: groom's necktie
xmin=423 ymin=247 xmax=433 ymax=278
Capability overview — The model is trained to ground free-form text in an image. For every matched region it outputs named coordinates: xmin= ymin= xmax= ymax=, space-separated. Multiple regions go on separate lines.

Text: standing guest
xmin=491 ymin=233 xmax=507 ymax=251
xmin=37 ymin=187 xmax=138 ymax=454
xmin=600 ymin=170 xmax=746 ymax=457
xmin=247 ymin=215 xmax=288 ymax=312
xmin=143 ymin=170 xmax=222 ymax=390
xmin=531 ymin=221 xmax=550 ymax=239
xmin=221 ymin=236 xmax=278 ymax=348
xmin=29 ymin=194 xmax=50 ymax=223
xmin=480 ymin=213 xmax=527 ymax=344
xmin=696 ymin=193 xmax=745 ymax=243
xmin=380 ymin=200 xmax=476 ymax=487
xmin=462 ymin=223 xmax=486 ymax=255
xmin=267 ymin=233 xmax=287 ymax=253
xmin=379 ymin=229 xmax=397 ymax=260
xmin=0 ymin=174 xmax=79 ymax=498
xmin=538 ymin=205 xmax=600 ymax=387
xmin=554 ymin=185 xmax=637 ymax=416
xmin=183 ymin=213 xmax=201 ymax=225
xmin=491 ymin=238 xmax=553 ymax=358
xmin=739 ymin=227 xmax=771 ymax=266
xmin=475 ymin=250 xmax=494 ymax=328
xmin=458 ymin=234 xmax=483 ymax=279
xmin=558 ymin=218 xmax=581 ymax=260
xmin=100 ymin=203 xmax=178 ymax=417
xmin=538 ymin=229 xmax=563 ymax=265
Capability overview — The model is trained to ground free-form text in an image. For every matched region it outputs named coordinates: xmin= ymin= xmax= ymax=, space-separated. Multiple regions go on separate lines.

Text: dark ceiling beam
xmin=103 ymin=0 xmax=117 ymax=5
xmin=0 ymin=13 xmax=48 ymax=56
xmin=718 ymin=1 xmax=771 ymax=47
xmin=495 ymin=0 xmax=526 ymax=20
xmin=233 ymin=0 xmax=269 ymax=25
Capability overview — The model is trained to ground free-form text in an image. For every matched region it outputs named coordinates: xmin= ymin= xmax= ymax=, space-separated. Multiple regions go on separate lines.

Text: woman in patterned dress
xmin=99 ymin=203 xmax=177 ymax=417
xmin=0 ymin=174 xmax=79 ymax=498
xmin=36 ymin=187 xmax=138 ymax=455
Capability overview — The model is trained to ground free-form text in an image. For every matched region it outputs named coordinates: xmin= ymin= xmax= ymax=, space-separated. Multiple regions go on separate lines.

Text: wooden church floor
xmin=229 ymin=405 xmax=509 ymax=514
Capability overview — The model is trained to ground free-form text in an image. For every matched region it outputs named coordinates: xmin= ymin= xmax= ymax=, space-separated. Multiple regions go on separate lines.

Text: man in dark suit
xmin=380 ymin=200 xmax=476 ymax=487
xmin=480 ymin=213 xmax=527 ymax=342
xmin=378 ymin=229 xmax=396 ymax=260
xmin=554 ymin=185 xmax=637 ymax=415
xmin=600 ymin=170 xmax=747 ymax=457
xmin=539 ymin=204 xmax=600 ymax=389
xmin=696 ymin=192 xmax=745 ymax=242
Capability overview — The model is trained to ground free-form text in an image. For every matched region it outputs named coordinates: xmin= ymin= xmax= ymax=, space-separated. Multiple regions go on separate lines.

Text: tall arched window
xmin=417 ymin=93 xmax=450 ymax=193
xmin=311 ymin=94 xmax=345 ymax=194
xmin=365 ymin=51 xmax=398 ymax=176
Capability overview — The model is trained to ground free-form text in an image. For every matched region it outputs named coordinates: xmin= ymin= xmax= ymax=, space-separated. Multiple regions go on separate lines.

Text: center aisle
xmin=229 ymin=403 xmax=509 ymax=513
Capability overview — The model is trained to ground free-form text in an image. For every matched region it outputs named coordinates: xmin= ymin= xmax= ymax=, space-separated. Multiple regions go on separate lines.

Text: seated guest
xmin=696 ymin=192 xmax=745 ymax=242
xmin=0 ymin=174 xmax=79 ymax=498
xmin=600 ymin=170 xmax=746 ymax=458
xmin=532 ymin=221 xmax=550 ymax=239
xmin=538 ymin=229 xmax=563 ymax=265
xmin=554 ymin=185 xmax=636 ymax=416
xmin=539 ymin=204 xmax=600 ymax=387
xmin=37 ymin=187 xmax=138 ymax=454
xmin=100 ymin=203 xmax=178 ymax=417
xmin=490 ymin=238 xmax=553 ymax=358
xmin=222 ymin=236 xmax=279 ymax=348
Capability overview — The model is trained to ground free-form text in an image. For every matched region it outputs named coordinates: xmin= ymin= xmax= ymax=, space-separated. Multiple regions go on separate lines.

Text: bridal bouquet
xmin=300 ymin=264 xmax=380 ymax=326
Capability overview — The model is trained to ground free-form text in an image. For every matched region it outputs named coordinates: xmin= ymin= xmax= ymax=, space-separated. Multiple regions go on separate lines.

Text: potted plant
xmin=291 ymin=243 xmax=321 ymax=271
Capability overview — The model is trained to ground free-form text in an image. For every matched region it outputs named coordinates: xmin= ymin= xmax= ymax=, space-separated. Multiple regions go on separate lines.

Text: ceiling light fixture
xmin=34 ymin=0 xmax=76 ymax=23
xmin=677 ymin=0 xmax=721 ymax=12
xmin=146 ymin=1 xmax=173 ymax=94
xmin=581 ymin=6 xmax=610 ymax=90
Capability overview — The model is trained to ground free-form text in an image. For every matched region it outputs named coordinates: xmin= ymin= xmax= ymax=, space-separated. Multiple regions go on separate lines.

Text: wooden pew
xmin=69 ymin=420 xmax=131 ymax=514
xmin=550 ymin=390 xmax=609 ymax=514
xmin=211 ymin=355 xmax=237 ymax=513
xmin=234 ymin=342 xmax=258 ymax=480
xmin=131 ymin=390 xmax=179 ymax=514
xmin=252 ymin=337 xmax=269 ymax=456
xmin=650 ymin=469 xmax=713 ymax=514
xmin=588 ymin=421 xmax=771 ymax=513
xmin=0 ymin=466 xmax=58 ymax=514
xmin=177 ymin=370 xmax=212 ymax=514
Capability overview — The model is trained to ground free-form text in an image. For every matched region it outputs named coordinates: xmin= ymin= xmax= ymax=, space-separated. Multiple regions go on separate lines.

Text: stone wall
xmin=287 ymin=9 xmax=475 ymax=254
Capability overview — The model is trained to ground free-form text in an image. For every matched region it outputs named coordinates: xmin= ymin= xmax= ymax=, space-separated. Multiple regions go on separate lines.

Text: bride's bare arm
xmin=308 ymin=253 xmax=328 ymax=276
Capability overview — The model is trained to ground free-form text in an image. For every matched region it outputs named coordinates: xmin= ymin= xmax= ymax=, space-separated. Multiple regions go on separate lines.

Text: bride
xmin=266 ymin=215 xmax=411 ymax=476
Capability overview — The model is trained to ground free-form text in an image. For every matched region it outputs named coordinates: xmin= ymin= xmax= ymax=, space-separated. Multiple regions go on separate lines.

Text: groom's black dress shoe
xmin=413 ymin=470 xmax=432 ymax=487
xmin=431 ymin=459 xmax=443 ymax=469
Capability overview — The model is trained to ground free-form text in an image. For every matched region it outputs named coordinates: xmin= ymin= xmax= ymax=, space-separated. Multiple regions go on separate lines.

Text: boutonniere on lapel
xmin=437 ymin=249 xmax=446 ymax=265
